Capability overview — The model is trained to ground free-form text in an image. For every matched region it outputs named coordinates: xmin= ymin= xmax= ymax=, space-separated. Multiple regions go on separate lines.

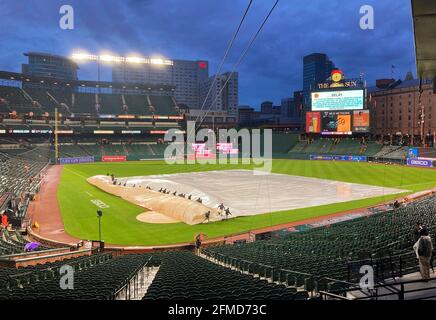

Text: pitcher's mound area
xmin=98 ymin=169 xmax=407 ymax=218
xmin=136 ymin=211 xmax=180 ymax=224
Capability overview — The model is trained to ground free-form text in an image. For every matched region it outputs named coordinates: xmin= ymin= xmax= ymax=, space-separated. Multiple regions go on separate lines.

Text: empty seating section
xmin=0 ymin=253 xmax=153 ymax=300
xmin=72 ymin=92 xmax=97 ymax=114
xmin=387 ymin=147 xmax=408 ymax=159
xmin=419 ymin=148 xmax=436 ymax=159
xmin=101 ymin=144 xmax=124 ymax=156
xmin=124 ymin=144 xmax=165 ymax=158
xmin=124 ymin=94 xmax=150 ymax=115
xmin=203 ymin=195 xmax=436 ymax=287
xmin=57 ymin=145 xmax=92 ymax=158
xmin=288 ymin=138 xmax=383 ymax=158
xmin=374 ymin=146 xmax=408 ymax=159
xmin=363 ymin=141 xmax=383 ymax=156
xmin=100 ymin=93 xmax=123 ymax=114
xmin=0 ymin=86 xmax=30 ymax=110
xmin=48 ymin=89 xmax=73 ymax=114
xmin=57 ymin=143 xmax=169 ymax=159
xmin=77 ymin=145 xmax=103 ymax=157
xmin=23 ymin=88 xmax=57 ymax=111
xmin=330 ymin=139 xmax=362 ymax=154
xmin=271 ymin=133 xmax=299 ymax=154
xmin=149 ymin=95 xmax=177 ymax=115
xmin=143 ymin=252 xmax=307 ymax=300
xmin=0 ymin=146 xmax=49 ymax=196
xmin=0 ymin=229 xmax=49 ymax=256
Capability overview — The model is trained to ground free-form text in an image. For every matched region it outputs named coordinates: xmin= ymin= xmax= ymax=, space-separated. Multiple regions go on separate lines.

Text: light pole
xmin=97 ymin=210 xmax=103 ymax=243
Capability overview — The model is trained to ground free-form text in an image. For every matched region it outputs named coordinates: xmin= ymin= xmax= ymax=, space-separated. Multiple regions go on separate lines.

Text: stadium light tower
xmin=71 ymin=52 xmax=174 ymax=91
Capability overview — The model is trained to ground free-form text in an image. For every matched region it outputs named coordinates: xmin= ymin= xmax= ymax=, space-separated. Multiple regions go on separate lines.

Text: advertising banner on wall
xmin=306 ymin=112 xmax=321 ymax=133
xmin=407 ymin=147 xmax=419 ymax=159
xmin=310 ymin=154 xmax=367 ymax=162
xmin=102 ymin=155 xmax=127 ymax=162
xmin=321 ymin=111 xmax=351 ymax=134
xmin=406 ymin=158 xmax=435 ymax=168
xmin=59 ymin=156 xmax=95 ymax=164
xmin=353 ymin=110 xmax=370 ymax=132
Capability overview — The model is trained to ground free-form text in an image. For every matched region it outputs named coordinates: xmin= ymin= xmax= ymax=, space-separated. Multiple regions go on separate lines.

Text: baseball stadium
xmin=0 ymin=0 xmax=435 ymax=306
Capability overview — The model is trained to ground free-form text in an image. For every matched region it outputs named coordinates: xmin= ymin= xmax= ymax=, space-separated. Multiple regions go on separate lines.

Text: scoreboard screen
xmin=311 ymin=89 xmax=364 ymax=111
xmin=353 ymin=110 xmax=370 ymax=132
xmin=321 ymin=111 xmax=352 ymax=135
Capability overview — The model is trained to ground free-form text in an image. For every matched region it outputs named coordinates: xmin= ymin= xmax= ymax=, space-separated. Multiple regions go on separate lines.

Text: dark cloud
xmin=0 ymin=0 xmax=415 ymax=108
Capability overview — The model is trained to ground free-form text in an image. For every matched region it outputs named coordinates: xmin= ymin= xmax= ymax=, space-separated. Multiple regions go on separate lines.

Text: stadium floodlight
xmin=71 ymin=53 xmax=98 ymax=61
xmin=126 ymin=56 xmax=146 ymax=64
xmin=99 ymin=55 xmax=115 ymax=62
xmin=71 ymin=52 xmax=173 ymax=65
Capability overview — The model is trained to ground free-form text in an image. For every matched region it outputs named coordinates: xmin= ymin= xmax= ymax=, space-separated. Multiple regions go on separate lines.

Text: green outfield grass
xmin=57 ymin=160 xmax=436 ymax=246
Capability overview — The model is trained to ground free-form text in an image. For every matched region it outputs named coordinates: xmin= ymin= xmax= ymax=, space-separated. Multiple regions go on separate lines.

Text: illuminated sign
xmin=93 ymin=130 xmax=114 ymax=134
xmin=321 ymin=111 xmax=352 ymax=134
xmin=56 ymin=130 xmax=74 ymax=134
xmin=117 ymin=115 xmax=135 ymax=119
xmin=0 ymin=130 xmax=5 ymax=134
xmin=407 ymin=158 xmax=435 ymax=168
xmin=10 ymin=129 xmax=30 ymax=134
xmin=59 ymin=156 xmax=95 ymax=164
xmin=306 ymin=112 xmax=321 ymax=133
xmin=31 ymin=129 xmax=53 ymax=134
xmin=316 ymin=71 xmax=359 ymax=90
xmin=102 ymin=155 xmax=126 ymax=162
xmin=121 ymin=130 xmax=141 ymax=134
xmin=312 ymin=90 xmax=364 ymax=111
xmin=150 ymin=130 xmax=185 ymax=134
xmin=310 ymin=155 xmax=367 ymax=162
xmin=407 ymin=147 xmax=419 ymax=159
xmin=353 ymin=110 xmax=370 ymax=132
xmin=331 ymin=69 xmax=343 ymax=83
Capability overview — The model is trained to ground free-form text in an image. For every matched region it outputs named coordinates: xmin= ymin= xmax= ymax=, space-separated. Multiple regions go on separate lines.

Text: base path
xmin=27 ymin=165 xmax=80 ymax=245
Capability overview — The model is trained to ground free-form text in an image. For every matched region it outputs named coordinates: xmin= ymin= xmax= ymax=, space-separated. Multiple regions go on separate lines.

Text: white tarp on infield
xmin=116 ymin=170 xmax=407 ymax=217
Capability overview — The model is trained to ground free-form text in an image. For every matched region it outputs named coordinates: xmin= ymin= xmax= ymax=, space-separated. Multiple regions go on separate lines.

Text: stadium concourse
xmin=0 ymin=72 xmax=436 ymax=301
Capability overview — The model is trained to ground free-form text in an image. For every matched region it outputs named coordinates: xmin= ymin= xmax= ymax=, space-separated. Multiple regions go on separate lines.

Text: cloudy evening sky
xmin=0 ymin=0 xmax=416 ymax=108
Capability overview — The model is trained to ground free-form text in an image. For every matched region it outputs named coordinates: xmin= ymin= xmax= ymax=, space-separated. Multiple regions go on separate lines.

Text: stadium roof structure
xmin=412 ymin=0 xmax=436 ymax=79
xmin=0 ymin=70 xmax=176 ymax=91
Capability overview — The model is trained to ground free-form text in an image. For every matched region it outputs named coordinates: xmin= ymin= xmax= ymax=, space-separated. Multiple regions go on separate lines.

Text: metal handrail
xmin=113 ymin=255 xmax=153 ymax=299
xmin=322 ymin=276 xmax=436 ymax=300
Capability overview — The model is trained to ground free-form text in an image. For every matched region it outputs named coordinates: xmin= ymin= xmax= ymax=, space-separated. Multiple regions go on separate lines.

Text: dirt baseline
xmin=87 ymin=175 xmax=222 ymax=225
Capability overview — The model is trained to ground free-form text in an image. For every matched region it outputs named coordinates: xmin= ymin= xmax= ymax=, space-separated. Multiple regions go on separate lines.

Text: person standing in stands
xmin=414 ymin=226 xmax=433 ymax=280
xmin=413 ymin=222 xmax=423 ymax=242
xmin=194 ymin=234 xmax=202 ymax=255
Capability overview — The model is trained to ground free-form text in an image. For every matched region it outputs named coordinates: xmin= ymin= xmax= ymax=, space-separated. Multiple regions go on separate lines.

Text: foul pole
xmin=55 ymin=107 xmax=59 ymax=164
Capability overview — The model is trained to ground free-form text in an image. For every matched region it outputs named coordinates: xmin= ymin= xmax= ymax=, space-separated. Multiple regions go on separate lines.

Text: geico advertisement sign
xmin=407 ymin=158 xmax=434 ymax=168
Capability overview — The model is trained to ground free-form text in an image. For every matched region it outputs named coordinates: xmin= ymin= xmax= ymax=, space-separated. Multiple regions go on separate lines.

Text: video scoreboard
xmin=307 ymin=82 xmax=368 ymax=135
